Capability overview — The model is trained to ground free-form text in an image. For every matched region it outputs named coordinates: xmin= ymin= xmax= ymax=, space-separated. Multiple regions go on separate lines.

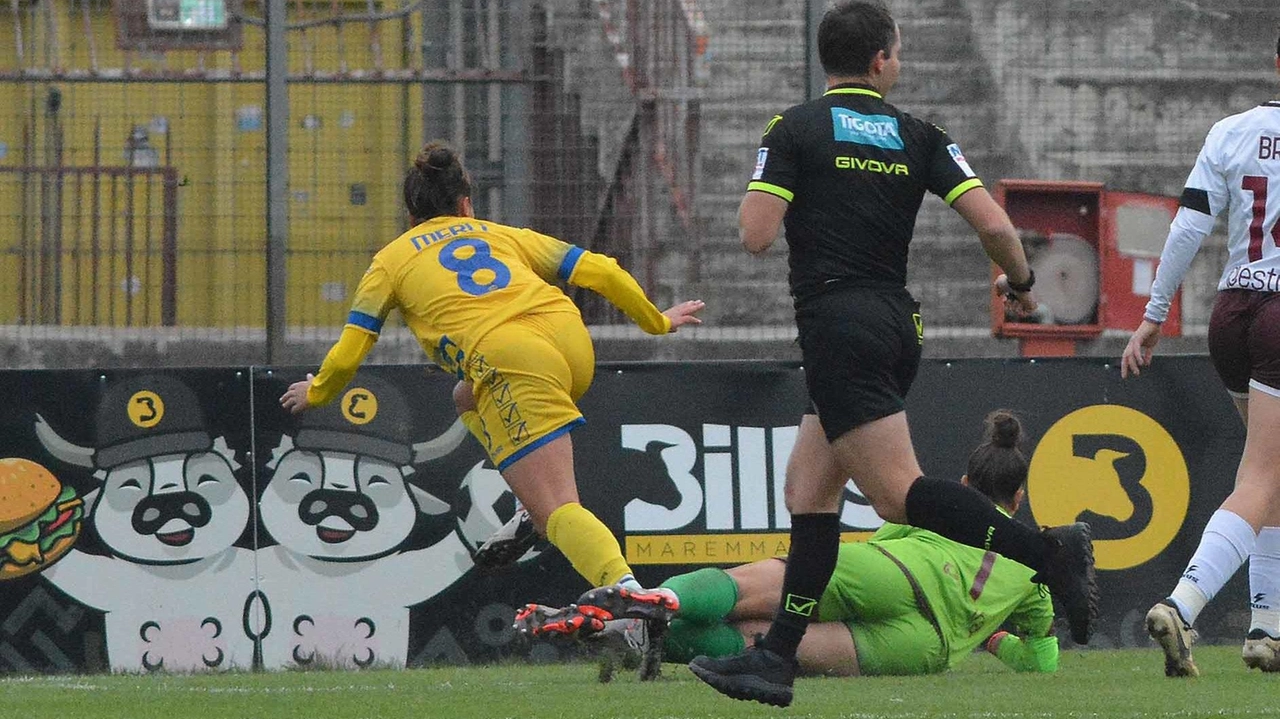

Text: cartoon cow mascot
xmin=34 ymin=375 xmax=255 ymax=672
xmin=256 ymin=374 xmax=486 ymax=669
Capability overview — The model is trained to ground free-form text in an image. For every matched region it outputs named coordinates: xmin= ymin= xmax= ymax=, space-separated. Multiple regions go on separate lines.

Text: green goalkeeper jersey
xmin=866 ymin=516 xmax=1055 ymax=669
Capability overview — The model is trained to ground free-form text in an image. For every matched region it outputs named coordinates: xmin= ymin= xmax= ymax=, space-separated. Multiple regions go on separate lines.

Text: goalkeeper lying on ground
xmin=516 ymin=409 xmax=1057 ymax=678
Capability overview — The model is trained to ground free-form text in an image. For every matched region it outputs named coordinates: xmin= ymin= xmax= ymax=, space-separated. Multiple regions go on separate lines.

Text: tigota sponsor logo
xmin=1027 ymin=405 xmax=1190 ymax=570
xmin=831 ymin=108 xmax=903 ymax=149
xmin=620 ymin=424 xmax=879 ymax=564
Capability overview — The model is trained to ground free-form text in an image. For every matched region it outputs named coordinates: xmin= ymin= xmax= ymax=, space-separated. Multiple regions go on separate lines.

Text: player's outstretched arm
xmin=280 ymin=327 xmax=377 ymax=413
xmin=283 ymin=256 xmax=392 ymax=414
xmin=565 ymin=250 xmax=703 ymax=334
xmin=663 ymin=300 xmax=705 ymax=331
xmin=985 ymin=631 xmax=1059 ymax=673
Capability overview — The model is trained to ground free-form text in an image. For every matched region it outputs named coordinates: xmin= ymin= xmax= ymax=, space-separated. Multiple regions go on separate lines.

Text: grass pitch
xmin=5 ymin=646 xmax=1280 ymax=719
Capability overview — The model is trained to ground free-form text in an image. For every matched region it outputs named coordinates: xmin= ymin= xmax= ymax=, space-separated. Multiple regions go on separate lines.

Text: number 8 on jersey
xmin=439 ymin=238 xmax=512 ymax=296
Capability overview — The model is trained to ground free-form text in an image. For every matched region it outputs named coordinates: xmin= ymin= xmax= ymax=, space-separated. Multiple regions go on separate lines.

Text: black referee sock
xmin=904 ymin=476 xmax=1048 ymax=572
xmin=761 ymin=513 xmax=841 ymax=659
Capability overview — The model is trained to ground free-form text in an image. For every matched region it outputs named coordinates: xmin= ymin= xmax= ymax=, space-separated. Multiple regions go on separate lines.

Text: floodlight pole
xmin=265 ymin=0 xmax=289 ymax=364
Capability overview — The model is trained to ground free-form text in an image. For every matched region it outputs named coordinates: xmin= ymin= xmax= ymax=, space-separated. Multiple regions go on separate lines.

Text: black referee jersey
xmin=749 ymin=82 xmax=984 ymax=302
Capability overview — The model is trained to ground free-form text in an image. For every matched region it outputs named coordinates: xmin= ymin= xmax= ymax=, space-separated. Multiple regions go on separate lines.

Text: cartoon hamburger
xmin=0 ymin=458 xmax=83 ymax=579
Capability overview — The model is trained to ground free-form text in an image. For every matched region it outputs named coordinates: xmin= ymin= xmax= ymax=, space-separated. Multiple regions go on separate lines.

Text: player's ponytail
xmin=966 ymin=409 xmax=1028 ymax=508
xmin=403 ymin=141 xmax=472 ymax=223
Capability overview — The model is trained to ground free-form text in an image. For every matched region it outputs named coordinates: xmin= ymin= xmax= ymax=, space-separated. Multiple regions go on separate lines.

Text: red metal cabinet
xmin=991 ymin=180 xmax=1181 ymax=356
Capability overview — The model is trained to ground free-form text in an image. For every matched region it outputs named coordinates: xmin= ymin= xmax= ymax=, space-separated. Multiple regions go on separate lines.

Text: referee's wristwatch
xmin=1006 ymin=269 xmax=1035 ymax=294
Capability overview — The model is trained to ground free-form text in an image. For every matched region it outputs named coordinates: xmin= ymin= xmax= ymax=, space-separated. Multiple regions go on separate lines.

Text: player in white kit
xmin=1121 ymin=30 xmax=1280 ymax=677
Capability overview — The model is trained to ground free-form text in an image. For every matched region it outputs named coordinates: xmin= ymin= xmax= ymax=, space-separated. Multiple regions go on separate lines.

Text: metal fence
xmin=1 ymin=0 xmax=711 ymax=365
xmin=0 ymin=0 xmax=1276 ymax=367
xmin=2 ymin=160 xmax=179 ymax=326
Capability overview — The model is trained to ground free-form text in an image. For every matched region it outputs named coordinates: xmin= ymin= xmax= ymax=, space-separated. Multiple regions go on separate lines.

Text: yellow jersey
xmin=307 ymin=215 xmax=671 ymax=405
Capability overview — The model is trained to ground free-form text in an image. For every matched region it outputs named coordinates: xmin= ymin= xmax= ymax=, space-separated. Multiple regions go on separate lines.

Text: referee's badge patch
xmin=752 ymin=147 xmax=768 ymax=180
xmin=948 ymin=143 xmax=977 ymax=178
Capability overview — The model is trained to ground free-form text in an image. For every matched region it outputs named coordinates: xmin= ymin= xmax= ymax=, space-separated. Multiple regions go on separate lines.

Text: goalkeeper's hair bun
xmin=966 ymin=409 xmax=1028 ymax=507
xmin=986 ymin=410 xmax=1022 ymax=449
xmin=404 ymin=141 xmax=472 ymax=223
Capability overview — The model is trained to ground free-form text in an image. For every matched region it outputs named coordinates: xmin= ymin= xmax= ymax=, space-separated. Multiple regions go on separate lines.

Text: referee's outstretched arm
xmin=951 ymin=187 xmax=1038 ymax=316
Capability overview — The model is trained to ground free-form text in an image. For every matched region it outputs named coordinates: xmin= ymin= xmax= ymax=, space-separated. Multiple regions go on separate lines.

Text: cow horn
xmin=412 ymin=418 xmax=470 ymax=463
xmin=35 ymin=413 xmax=96 ymax=468
xmin=408 ymin=484 xmax=451 ymax=515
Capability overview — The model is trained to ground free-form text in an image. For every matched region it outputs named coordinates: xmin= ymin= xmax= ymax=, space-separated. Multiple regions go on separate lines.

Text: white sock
xmin=1249 ymin=527 xmax=1280 ymax=637
xmin=618 ymin=573 xmax=642 ymax=591
xmin=1169 ymin=509 xmax=1255 ymax=626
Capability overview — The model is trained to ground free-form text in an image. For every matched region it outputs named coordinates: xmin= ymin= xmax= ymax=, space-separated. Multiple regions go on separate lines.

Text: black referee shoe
xmin=688 ymin=641 xmax=797 ymax=708
xmin=1035 ymin=522 xmax=1099 ymax=645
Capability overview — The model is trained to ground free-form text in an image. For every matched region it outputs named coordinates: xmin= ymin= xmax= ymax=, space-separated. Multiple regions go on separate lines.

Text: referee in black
xmin=688 ymin=1 xmax=1097 ymax=707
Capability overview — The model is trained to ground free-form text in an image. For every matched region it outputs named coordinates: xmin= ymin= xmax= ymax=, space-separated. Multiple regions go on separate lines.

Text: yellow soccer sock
xmin=546 ymin=502 xmax=633 ymax=587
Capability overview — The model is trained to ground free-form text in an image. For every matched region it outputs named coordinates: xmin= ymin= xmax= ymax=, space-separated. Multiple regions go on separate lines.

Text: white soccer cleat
xmin=589 ymin=617 xmax=667 ymax=681
xmin=1242 ymin=629 xmax=1280 ymax=672
xmin=1146 ymin=599 xmax=1199 ymax=677
xmin=474 ymin=508 xmax=539 ymax=568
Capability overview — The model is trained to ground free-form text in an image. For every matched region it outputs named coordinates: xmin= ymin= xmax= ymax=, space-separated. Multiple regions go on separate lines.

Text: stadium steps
xmin=678 ymin=0 xmax=805 ymax=325
xmin=539 ymin=1 xmax=637 ymax=177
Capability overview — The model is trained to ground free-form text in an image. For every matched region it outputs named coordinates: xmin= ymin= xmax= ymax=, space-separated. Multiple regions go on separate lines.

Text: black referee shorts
xmin=795 ymin=286 xmax=923 ymax=442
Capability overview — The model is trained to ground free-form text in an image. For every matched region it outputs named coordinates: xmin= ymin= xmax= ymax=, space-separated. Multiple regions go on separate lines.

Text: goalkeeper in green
xmin=661 ymin=409 xmax=1054 ymax=676
xmin=532 ymin=409 xmax=1056 ymax=676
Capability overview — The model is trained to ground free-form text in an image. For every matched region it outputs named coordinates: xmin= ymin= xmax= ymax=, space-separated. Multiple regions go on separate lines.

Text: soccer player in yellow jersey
xmin=280 ymin=142 xmax=704 ymax=625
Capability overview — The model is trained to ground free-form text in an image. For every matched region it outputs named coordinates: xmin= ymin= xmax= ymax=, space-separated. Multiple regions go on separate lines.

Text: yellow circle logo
xmin=1028 ymin=405 xmax=1189 ymax=570
xmin=341 ymin=388 xmax=378 ymax=425
xmin=127 ymin=390 xmax=165 ymax=428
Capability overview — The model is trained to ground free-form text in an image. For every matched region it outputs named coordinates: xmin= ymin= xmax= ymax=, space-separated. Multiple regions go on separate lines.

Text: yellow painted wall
xmin=0 ymin=1 xmax=426 ymax=327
